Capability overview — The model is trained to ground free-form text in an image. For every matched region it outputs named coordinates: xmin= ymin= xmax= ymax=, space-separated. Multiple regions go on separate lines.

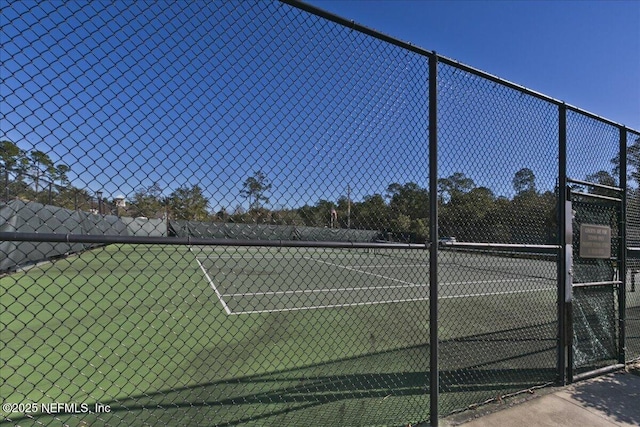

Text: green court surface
xmin=191 ymin=246 xmax=557 ymax=315
xmin=0 ymin=244 xmax=612 ymax=426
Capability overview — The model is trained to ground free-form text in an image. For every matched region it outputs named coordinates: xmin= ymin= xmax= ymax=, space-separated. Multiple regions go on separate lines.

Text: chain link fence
xmin=565 ymin=111 xmax=623 ymax=377
xmin=1 ymin=1 xmax=638 ymax=426
xmin=627 ymin=130 xmax=640 ymax=362
xmin=436 ymin=62 xmax=560 ymax=414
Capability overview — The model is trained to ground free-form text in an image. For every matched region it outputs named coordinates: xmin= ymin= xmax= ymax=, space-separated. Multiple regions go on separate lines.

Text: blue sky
xmin=304 ymin=0 xmax=640 ymax=131
xmin=2 ymin=1 xmax=638 ymax=211
xmin=302 ymin=0 xmax=640 ymax=194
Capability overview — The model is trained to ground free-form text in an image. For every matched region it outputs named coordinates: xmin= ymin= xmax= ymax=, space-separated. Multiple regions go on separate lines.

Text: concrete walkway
xmin=443 ymin=370 xmax=640 ymax=427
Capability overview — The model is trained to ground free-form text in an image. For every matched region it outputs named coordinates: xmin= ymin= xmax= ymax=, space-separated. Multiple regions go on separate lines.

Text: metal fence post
xmin=429 ymin=52 xmax=439 ymax=427
xmin=557 ymin=103 xmax=568 ymax=385
xmin=619 ymin=126 xmax=627 ymax=364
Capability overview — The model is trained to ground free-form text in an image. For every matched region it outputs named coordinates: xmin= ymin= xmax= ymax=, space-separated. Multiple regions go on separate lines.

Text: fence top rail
xmin=0 ymin=231 xmax=429 ymax=249
xmin=1 ymin=231 xmax=566 ymax=253
xmin=283 ymin=0 xmax=639 ymax=133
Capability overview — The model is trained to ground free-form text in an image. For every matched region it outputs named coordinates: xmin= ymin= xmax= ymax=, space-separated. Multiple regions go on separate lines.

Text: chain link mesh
xmin=1 ymin=1 xmax=638 ymax=425
xmin=566 ymin=110 xmax=621 ymax=188
xmin=2 ymin=2 xmax=432 ymax=426
xmin=627 ymin=130 xmax=640 ymax=361
xmin=436 ymin=62 xmax=559 ymax=414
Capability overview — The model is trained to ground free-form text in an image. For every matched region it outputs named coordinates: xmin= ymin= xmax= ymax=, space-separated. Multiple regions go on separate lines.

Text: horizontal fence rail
xmin=0 ymin=231 xmax=429 ymax=249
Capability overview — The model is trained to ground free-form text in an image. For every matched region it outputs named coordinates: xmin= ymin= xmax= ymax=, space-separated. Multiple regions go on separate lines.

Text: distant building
xmin=114 ymin=195 xmax=126 ymax=208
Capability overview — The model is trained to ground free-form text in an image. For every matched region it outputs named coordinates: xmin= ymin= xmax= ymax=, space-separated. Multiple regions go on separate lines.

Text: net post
xmin=428 ymin=51 xmax=439 ymax=427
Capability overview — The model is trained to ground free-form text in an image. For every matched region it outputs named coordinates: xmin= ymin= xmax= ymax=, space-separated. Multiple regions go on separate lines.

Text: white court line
xmin=198 ymin=257 xmax=428 ymax=270
xmin=303 ymin=256 xmax=554 ymax=286
xmin=302 ymin=256 xmax=420 ymax=287
xmin=343 ymin=263 xmax=428 ymax=269
xmin=442 ymin=287 xmax=553 ymax=299
xmin=442 ymin=277 xmax=554 ymax=286
xmin=195 ymin=255 xmax=305 ymax=261
xmin=232 ymin=297 xmax=427 ymax=315
xmin=195 ymin=252 xmax=428 ymax=266
xmin=223 ymin=278 xmax=553 ymax=298
xmin=223 ymin=282 xmax=426 ymax=297
xmin=195 ymin=258 xmax=232 ymax=315
xmin=194 ymin=248 xmax=555 ymax=315
xmin=230 ymin=287 xmax=554 ymax=315
xmin=222 ymin=277 xmax=553 ymax=297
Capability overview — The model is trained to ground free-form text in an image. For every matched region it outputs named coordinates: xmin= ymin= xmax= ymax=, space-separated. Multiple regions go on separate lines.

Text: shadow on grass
xmin=13 ymin=322 xmax=560 ymax=427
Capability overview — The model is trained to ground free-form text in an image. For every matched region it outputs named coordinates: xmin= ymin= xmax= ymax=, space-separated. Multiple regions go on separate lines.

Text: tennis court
xmin=1 ymin=244 xmax=562 ymax=426
xmin=2 ymin=242 xmax=632 ymax=426
xmin=2 ymin=1 xmax=638 ymax=425
xmin=191 ymin=246 xmax=557 ymax=314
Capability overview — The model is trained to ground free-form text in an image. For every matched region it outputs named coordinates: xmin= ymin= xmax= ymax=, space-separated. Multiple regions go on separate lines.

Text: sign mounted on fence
xmin=579 ymin=224 xmax=611 ymax=259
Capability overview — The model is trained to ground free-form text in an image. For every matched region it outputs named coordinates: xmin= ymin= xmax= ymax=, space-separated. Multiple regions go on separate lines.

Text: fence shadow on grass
xmin=15 ymin=322 xmax=558 ymax=426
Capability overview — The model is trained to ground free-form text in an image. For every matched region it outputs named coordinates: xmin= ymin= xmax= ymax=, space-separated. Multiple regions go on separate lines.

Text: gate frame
xmin=558 ymin=123 xmax=628 ymax=383
xmin=565 ymin=182 xmax=625 ymax=382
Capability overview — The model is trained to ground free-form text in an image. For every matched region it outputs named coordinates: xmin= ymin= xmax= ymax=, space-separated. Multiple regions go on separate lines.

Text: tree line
xmin=2 ymin=137 xmax=639 ymax=245
xmin=1 ymin=140 xmax=77 ymax=207
xmin=127 ymin=165 xmax=636 ymax=246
